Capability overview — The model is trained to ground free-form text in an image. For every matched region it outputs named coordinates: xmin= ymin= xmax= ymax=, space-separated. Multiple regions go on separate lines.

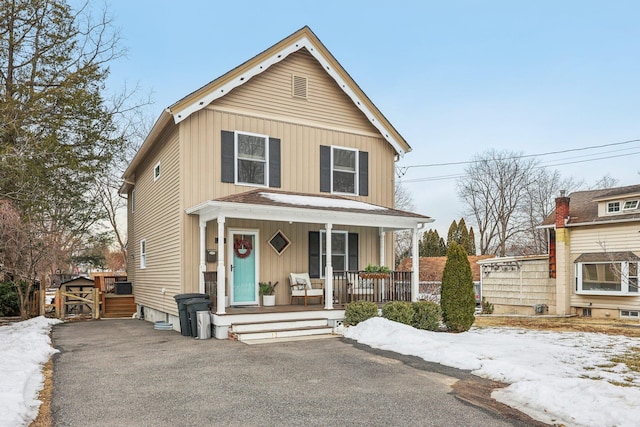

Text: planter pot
xmin=262 ymin=295 xmax=276 ymax=306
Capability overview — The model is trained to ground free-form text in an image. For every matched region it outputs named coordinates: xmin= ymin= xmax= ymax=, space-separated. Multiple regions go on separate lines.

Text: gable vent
xmin=292 ymin=75 xmax=308 ymax=99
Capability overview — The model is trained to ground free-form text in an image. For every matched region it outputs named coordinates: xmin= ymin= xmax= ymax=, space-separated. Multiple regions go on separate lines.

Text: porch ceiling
xmin=186 ymin=189 xmax=433 ymax=230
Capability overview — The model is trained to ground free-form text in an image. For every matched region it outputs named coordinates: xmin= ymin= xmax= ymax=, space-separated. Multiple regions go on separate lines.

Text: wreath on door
xmin=234 ymin=237 xmax=253 ymax=259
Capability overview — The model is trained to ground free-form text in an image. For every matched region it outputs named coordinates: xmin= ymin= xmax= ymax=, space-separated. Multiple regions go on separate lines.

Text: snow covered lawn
xmin=345 ymin=317 xmax=640 ymax=427
xmin=0 ymin=316 xmax=61 ymax=427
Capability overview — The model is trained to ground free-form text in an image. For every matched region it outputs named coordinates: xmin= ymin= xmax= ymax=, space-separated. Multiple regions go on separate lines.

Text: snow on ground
xmin=0 ymin=316 xmax=61 ymax=427
xmin=345 ymin=317 xmax=640 ymax=427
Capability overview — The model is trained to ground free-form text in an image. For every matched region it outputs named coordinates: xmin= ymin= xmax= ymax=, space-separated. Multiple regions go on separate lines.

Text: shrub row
xmin=344 ymin=300 xmax=442 ymax=331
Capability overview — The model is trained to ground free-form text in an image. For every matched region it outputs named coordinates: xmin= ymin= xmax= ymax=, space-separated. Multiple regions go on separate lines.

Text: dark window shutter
xmin=309 ymin=231 xmax=320 ymax=278
xmin=359 ymin=151 xmax=368 ymax=196
xmin=348 ymin=233 xmax=359 ymax=271
xmin=320 ymin=145 xmax=331 ymax=193
xmin=221 ymin=130 xmax=235 ymax=183
xmin=268 ymin=137 xmax=281 ymax=188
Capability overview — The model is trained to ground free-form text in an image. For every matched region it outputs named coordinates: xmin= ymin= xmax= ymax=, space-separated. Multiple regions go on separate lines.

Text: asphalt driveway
xmin=51 ymin=319 xmax=536 ymax=427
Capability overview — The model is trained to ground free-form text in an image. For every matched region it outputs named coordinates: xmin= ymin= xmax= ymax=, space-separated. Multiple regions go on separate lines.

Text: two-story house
xmin=541 ymin=185 xmax=640 ymax=319
xmin=120 ymin=26 xmax=433 ymax=338
xmin=480 ymin=185 xmax=640 ymax=318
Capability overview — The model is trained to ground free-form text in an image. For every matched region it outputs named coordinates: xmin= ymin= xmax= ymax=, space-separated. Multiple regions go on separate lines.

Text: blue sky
xmin=96 ymin=0 xmax=640 ymax=236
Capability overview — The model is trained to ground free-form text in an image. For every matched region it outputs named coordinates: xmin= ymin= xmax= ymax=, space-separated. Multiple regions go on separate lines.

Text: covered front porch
xmin=186 ymin=189 xmax=432 ymax=338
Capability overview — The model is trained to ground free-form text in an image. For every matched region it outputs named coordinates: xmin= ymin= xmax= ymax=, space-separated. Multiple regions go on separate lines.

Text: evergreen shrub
xmin=381 ymin=301 xmax=413 ymax=325
xmin=412 ymin=301 xmax=442 ymax=331
xmin=0 ymin=282 xmax=20 ymax=317
xmin=440 ymin=242 xmax=476 ymax=332
xmin=344 ymin=301 xmax=378 ymax=325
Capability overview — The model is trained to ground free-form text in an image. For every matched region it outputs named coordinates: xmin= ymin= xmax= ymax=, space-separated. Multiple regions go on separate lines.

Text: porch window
xmin=236 ymin=132 xmax=268 ymax=186
xmin=140 ymin=239 xmax=147 ymax=269
xmin=308 ymin=231 xmax=358 ymax=278
xmin=576 ymin=261 xmax=639 ymax=295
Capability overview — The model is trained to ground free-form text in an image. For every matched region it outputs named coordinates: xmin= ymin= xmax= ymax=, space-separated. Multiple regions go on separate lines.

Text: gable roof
xmin=121 ymin=26 xmax=411 ymax=193
xmin=397 ymin=255 xmax=495 ymax=282
xmin=167 ymin=26 xmax=410 ymax=156
xmin=541 ymin=184 xmax=640 ymax=227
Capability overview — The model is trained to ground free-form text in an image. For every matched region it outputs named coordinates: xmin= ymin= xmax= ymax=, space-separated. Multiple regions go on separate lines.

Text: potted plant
xmin=359 ymin=264 xmax=391 ymax=279
xmin=259 ymin=281 xmax=278 ymax=306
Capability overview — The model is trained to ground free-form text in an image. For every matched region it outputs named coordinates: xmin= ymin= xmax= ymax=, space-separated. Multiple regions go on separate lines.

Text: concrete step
xmin=231 ymin=317 xmax=328 ymax=333
xmin=229 ymin=317 xmax=334 ymax=342
xmin=231 ymin=325 xmax=334 ymax=342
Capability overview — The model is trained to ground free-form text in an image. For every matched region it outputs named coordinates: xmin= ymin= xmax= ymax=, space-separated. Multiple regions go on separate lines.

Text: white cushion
xmin=289 ymin=273 xmax=312 ymax=290
xmin=291 ymin=289 xmax=324 ymax=297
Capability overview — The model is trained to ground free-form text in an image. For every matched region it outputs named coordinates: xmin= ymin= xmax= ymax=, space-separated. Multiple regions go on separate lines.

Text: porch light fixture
xmin=268 ymin=230 xmax=291 ymax=255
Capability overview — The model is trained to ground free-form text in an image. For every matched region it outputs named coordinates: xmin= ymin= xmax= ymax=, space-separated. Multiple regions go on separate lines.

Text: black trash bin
xmin=186 ymin=298 xmax=213 ymax=338
xmin=174 ymin=293 xmax=209 ymax=336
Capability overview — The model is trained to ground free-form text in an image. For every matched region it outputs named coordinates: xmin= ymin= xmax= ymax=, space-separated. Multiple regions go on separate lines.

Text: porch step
xmin=229 ymin=318 xmax=334 ymax=342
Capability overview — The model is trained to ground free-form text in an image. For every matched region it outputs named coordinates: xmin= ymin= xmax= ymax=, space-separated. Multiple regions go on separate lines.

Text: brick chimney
xmin=555 ymin=190 xmax=570 ymax=228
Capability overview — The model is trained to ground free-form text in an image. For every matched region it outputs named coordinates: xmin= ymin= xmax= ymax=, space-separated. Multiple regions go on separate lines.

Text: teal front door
xmin=229 ymin=230 xmax=259 ymax=305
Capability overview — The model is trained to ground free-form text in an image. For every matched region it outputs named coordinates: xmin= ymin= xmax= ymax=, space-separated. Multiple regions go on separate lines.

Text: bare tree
xmin=591 ymin=174 xmax=619 ymax=190
xmin=393 ymin=181 xmax=415 ymax=265
xmin=457 ymin=149 xmax=537 ymax=256
xmin=520 ymin=169 xmax=582 ymax=254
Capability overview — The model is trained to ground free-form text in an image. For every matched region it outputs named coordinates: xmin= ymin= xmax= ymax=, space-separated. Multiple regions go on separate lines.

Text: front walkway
xmin=51 ymin=319 xmax=523 ymax=427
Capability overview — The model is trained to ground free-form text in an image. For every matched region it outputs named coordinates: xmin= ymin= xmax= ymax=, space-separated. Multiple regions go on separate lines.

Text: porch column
xmin=199 ymin=221 xmax=206 ymax=294
xmin=411 ymin=227 xmax=420 ymax=302
xmin=216 ymin=216 xmax=226 ymax=315
xmin=379 ymin=227 xmax=385 ymax=266
xmin=324 ymin=222 xmax=334 ymax=310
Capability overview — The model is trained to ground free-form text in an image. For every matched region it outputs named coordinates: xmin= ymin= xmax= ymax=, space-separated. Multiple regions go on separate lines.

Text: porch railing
xmin=331 ymin=270 xmax=412 ymax=304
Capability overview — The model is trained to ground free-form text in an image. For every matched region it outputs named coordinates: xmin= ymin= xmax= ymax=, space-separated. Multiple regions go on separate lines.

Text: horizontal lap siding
xmin=133 ymin=129 xmax=182 ymax=316
xmin=214 ymin=48 xmax=376 ymax=132
xmin=568 ymin=223 xmax=640 ymax=312
xmin=570 ymin=223 xmax=640 ymax=253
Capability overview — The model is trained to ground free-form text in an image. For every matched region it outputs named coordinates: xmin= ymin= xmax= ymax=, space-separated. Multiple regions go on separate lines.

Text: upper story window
xmin=153 ymin=162 xmax=161 ymax=181
xmin=140 ymin=239 xmax=147 ymax=269
xmin=319 ymin=145 xmax=368 ymax=196
xmin=220 ymin=130 xmax=281 ymax=189
xmin=576 ymin=261 xmax=638 ymax=295
xmin=607 ymin=201 xmax=620 ymax=213
xmin=236 ymin=132 xmax=268 ymax=186
xmin=623 ymin=200 xmax=639 ymax=210
xmin=332 ymin=147 xmax=358 ymax=195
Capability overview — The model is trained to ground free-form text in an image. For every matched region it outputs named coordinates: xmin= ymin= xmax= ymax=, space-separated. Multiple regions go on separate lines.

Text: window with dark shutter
xmin=221 ymin=130 xmax=235 ymax=183
xmin=269 ymin=137 xmax=281 ymax=188
xmin=309 ymin=230 xmax=359 ymax=278
xmin=309 ymin=231 xmax=320 ymax=278
xmin=221 ymin=131 xmax=281 ymax=187
xmin=320 ymin=145 xmax=331 ymax=193
xmin=358 ymin=151 xmax=368 ymax=196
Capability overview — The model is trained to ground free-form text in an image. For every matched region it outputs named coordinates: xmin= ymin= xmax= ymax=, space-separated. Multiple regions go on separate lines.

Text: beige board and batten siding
xmin=480 ymin=256 xmax=556 ymax=315
xmin=186 ymin=219 xmax=391 ymax=304
xmin=132 ymin=127 xmax=183 ymax=316
xmin=569 ymin=223 xmax=640 ymax=312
